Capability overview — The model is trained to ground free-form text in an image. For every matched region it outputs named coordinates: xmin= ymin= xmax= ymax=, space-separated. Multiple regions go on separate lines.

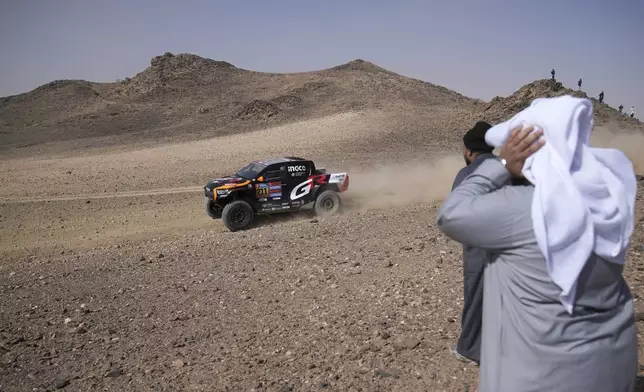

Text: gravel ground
xmin=1 ymin=80 xmax=643 ymax=390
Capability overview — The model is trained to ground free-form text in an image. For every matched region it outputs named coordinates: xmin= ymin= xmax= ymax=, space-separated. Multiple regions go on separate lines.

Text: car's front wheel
xmin=221 ymin=200 xmax=254 ymax=231
xmin=204 ymin=197 xmax=222 ymax=219
xmin=314 ymin=189 xmax=341 ymax=217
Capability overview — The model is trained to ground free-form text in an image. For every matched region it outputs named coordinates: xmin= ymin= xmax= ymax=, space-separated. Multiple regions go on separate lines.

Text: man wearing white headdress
xmin=437 ymin=96 xmax=638 ymax=392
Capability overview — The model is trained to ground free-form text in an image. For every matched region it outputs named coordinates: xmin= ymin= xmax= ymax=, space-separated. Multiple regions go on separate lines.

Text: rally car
xmin=203 ymin=157 xmax=349 ymax=231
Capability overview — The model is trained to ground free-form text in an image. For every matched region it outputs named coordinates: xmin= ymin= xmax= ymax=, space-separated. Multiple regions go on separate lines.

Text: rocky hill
xmin=480 ymin=79 xmax=641 ymax=130
xmin=0 ymin=53 xmax=641 ymax=154
xmin=0 ymin=52 xmax=477 ymax=152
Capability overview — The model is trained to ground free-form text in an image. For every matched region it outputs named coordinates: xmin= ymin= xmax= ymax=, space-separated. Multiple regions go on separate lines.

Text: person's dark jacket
xmin=450 ymin=152 xmax=496 ymax=362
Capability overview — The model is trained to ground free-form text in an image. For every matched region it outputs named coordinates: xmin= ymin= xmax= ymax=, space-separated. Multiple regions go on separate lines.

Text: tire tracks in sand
xmin=0 ymin=185 xmax=203 ymax=205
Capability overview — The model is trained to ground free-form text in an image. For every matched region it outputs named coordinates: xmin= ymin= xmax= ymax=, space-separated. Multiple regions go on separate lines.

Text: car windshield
xmin=235 ymin=162 xmax=267 ymax=179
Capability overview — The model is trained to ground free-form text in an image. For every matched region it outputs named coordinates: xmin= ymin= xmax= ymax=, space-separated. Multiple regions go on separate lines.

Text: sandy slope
xmin=0 ymin=111 xmax=393 ymax=199
xmin=0 ymin=109 xmax=470 ymax=201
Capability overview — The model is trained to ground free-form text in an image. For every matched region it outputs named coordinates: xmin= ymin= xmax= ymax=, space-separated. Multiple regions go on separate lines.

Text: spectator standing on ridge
xmin=619 ymin=104 xmax=624 ymax=113
xmin=578 ymin=79 xmax=582 ymax=89
xmin=448 ymin=121 xmax=497 ymax=366
xmin=551 ymin=68 xmax=556 ymax=81
xmin=599 ymin=91 xmax=604 ymax=103
xmin=631 ymin=106 xmax=635 ymax=118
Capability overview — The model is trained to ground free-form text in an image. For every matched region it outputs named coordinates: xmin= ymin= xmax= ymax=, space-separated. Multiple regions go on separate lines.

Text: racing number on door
xmin=256 ymin=184 xmax=269 ymax=198
xmin=290 ymin=179 xmax=313 ymax=200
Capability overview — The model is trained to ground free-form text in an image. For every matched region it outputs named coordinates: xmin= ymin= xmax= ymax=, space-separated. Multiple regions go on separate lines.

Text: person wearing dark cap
xmin=459 ymin=121 xmax=495 ymax=168
xmin=449 ymin=121 xmax=497 ymax=365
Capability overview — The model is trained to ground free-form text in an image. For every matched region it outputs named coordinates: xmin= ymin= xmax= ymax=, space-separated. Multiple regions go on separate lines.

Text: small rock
xmin=353 ymin=261 xmax=361 ymax=267
xmin=359 ymin=343 xmax=380 ymax=353
xmin=158 ymin=253 xmax=165 ymax=259
xmin=53 ymin=377 xmax=70 ymax=389
xmin=374 ymin=369 xmax=394 ymax=378
xmin=393 ymin=337 xmax=420 ymax=350
xmin=384 ymin=260 xmax=393 ymax=267
xmin=70 ymin=324 xmax=88 ymax=334
xmin=63 ymin=318 xmax=72 ymax=325
xmin=105 ymin=367 xmax=122 ymax=378
xmin=172 ymin=359 xmax=185 ymax=368
xmin=85 ymin=200 xmax=91 ymax=204
xmin=310 ymin=219 xmax=319 ymax=224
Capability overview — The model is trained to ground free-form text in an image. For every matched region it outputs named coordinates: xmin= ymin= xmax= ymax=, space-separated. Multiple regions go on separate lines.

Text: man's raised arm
xmin=437 ymin=159 xmax=529 ymax=250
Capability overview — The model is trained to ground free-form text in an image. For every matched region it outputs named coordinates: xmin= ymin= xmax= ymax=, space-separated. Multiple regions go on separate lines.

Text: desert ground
xmin=1 ymin=54 xmax=643 ymax=391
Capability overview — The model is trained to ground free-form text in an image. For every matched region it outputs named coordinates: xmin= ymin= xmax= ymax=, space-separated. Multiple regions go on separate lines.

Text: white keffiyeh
xmin=485 ymin=95 xmax=636 ymax=314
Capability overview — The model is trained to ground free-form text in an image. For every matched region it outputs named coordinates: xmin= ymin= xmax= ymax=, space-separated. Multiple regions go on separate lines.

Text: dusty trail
xmin=0 ymin=185 xmax=203 ymax=204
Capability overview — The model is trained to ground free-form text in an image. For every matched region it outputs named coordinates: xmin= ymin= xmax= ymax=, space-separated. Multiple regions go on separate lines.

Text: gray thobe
xmin=437 ymin=158 xmax=638 ymax=392
xmin=451 ymin=153 xmax=497 ymax=363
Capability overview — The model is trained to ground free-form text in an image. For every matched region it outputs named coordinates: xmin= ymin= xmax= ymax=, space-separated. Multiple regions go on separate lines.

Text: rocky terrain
xmin=1 ymin=53 xmax=643 ymax=391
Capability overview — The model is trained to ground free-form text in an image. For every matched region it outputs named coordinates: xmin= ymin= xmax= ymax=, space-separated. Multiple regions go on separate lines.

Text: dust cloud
xmin=590 ymin=124 xmax=644 ymax=173
xmin=339 ymin=123 xmax=644 ymax=213
xmin=342 ymin=154 xmax=464 ymax=211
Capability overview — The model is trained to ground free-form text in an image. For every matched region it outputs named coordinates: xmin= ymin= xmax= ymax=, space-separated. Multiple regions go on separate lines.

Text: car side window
xmin=264 ymin=170 xmax=281 ymax=181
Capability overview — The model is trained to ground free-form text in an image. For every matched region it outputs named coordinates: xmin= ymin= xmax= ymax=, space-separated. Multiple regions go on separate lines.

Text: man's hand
xmin=499 ymin=125 xmax=545 ymax=177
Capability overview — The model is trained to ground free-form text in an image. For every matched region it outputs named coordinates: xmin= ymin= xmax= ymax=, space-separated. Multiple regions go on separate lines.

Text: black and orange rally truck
xmin=204 ymin=157 xmax=349 ymax=231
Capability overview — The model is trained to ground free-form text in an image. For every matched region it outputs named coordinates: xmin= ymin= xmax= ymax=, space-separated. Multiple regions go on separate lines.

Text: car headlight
xmin=216 ymin=189 xmax=231 ymax=197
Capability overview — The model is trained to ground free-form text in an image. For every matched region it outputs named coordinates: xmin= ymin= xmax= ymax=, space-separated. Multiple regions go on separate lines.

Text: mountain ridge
xmin=0 ymin=52 xmax=640 ymax=155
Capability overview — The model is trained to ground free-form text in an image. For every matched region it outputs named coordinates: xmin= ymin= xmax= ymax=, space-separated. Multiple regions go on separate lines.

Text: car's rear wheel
xmin=221 ymin=200 xmax=254 ymax=231
xmin=204 ymin=197 xmax=222 ymax=219
xmin=314 ymin=189 xmax=341 ymax=217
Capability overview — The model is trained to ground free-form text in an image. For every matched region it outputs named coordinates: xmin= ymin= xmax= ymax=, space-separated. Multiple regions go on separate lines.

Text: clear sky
xmin=1 ymin=0 xmax=642 ymax=112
